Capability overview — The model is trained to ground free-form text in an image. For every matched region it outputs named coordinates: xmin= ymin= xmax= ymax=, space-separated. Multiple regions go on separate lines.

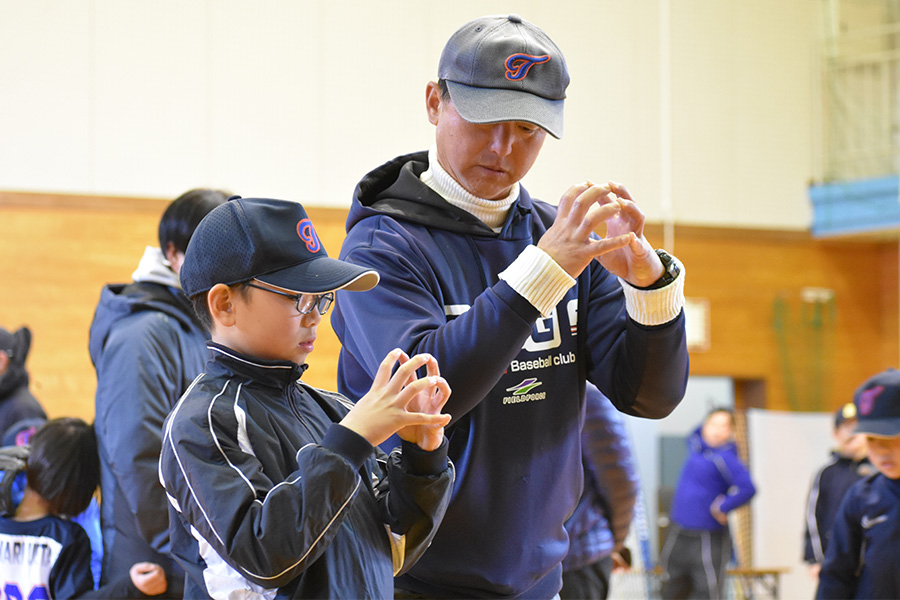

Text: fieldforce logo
xmin=505 ymin=53 xmax=550 ymax=81
xmin=503 ymin=378 xmax=546 ymax=405
xmin=296 ymin=218 xmax=322 ymax=253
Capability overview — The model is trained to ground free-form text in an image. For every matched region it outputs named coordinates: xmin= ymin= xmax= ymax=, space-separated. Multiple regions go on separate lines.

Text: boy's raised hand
xmin=341 ymin=349 xmax=451 ymax=450
xmin=394 ymin=350 xmax=451 ymax=451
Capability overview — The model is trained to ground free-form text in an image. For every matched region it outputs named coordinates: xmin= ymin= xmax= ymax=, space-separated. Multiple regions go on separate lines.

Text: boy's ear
xmin=208 ymin=283 xmax=238 ymax=328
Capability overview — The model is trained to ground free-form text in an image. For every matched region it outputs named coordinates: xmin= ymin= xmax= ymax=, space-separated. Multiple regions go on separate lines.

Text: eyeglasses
xmin=245 ymin=282 xmax=334 ymax=316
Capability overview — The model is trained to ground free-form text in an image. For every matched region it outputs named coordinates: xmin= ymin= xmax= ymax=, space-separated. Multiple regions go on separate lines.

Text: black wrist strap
xmin=635 ymin=249 xmax=681 ymax=290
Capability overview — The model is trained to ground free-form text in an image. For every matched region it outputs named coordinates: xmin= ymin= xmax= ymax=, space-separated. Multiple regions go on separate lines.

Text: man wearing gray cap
xmin=332 ymin=14 xmax=689 ymax=598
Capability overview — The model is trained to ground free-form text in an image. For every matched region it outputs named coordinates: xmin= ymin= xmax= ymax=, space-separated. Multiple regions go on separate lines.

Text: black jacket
xmin=803 ymin=452 xmax=874 ymax=563
xmin=816 ymin=474 xmax=900 ymax=599
xmin=88 ymin=271 xmax=208 ymax=592
xmin=160 ymin=343 xmax=454 ymax=599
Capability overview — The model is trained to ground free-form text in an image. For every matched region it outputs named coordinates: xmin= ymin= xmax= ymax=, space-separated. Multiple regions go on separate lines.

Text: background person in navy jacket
xmin=561 ymin=384 xmax=639 ymax=600
xmin=89 ymin=188 xmax=227 ymax=597
xmin=803 ymin=402 xmax=871 ymax=579
xmin=659 ymin=408 xmax=757 ymax=600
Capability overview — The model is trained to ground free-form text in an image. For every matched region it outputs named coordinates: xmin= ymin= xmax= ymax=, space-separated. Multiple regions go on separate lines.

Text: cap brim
xmin=256 ymin=257 xmax=379 ymax=294
xmin=446 ymin=80 xmax=564 ymax=139
xmin=854 ymin=418 xmax=900 ymax=438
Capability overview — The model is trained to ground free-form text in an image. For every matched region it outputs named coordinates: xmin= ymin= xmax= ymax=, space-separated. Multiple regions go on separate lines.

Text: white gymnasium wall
xmin=1 ymin=0 xmax=816 ymax=230
xmin=747 ymin=409 xmax=833 ymax=600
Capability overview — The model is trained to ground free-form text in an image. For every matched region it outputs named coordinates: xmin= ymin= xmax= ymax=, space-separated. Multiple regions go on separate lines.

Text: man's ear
xmin=425 ymin=81 xmax=442 ymax=126
xmin=208 ymin=284 xmax=238 ymax=328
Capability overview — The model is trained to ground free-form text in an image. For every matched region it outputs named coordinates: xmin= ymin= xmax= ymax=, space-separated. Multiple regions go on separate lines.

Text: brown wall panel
xmin=649 ymin=225 xmax=899 ymax=412
xmin=2 ymin=192 xmax=897 ymax=422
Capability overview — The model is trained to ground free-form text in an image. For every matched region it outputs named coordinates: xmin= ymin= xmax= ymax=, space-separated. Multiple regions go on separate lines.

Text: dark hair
xmin=190 ymin=283 xmax=250 ymax=331
xmin=25 ymin=418 xmax=100 ymax=517
xmin=705 ymin=407 xmax=734 ymax=424
xmin=438 ymin=79 xmax=451 ymax=101
xmin=158 ymin=188 xmax=230 ymax=254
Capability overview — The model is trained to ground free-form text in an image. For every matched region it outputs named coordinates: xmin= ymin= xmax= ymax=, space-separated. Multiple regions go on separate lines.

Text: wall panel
xmin=1 ymin=193 xmax=895 ymax=421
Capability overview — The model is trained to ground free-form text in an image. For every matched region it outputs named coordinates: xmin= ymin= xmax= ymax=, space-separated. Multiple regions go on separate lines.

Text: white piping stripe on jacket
xmin=700 ymin=531 xmax=718 ymax=598
xmin=805 ymin=458 xmax=835 ymax=563
xmin=163 ymin=369 xmax=364 ymax=582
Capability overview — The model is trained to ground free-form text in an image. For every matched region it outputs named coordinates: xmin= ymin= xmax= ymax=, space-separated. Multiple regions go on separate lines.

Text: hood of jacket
xmin=348 ymin=150 xmax=536 ymax=236
xmin=0 ymin=327 xmax=31 ymax=401
xmin=88 ymin=279 xmax=203 ymax=368
xmin=687 ymin=424 xmax=738 ymax=456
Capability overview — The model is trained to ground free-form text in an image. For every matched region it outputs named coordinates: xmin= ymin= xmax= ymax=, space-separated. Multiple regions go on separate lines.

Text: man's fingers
xmin=591 ymin=232 xmax=635 ymax=257
xmin=608 ymin=180 xmax=633 ymax=201
xmin=557 ymin=181 xmax=594 ymax=219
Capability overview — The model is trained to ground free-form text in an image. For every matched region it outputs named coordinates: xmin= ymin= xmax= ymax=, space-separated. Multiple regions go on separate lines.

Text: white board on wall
xmin=747 ymin=409 xmax=833 ymax=600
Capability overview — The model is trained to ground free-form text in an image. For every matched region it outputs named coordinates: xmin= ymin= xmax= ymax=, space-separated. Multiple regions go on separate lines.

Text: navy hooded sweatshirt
xmin=332 ymin=151 xmax=689 ymax=598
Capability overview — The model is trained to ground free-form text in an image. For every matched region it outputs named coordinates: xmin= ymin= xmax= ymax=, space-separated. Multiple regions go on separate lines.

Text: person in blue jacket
xmin=331 ymin=13 xmax=689 ymax=599
xmin=561 ymin=384 xmax=639 ymax=600
xmin=660 ymin=408 xmax=756 ymax=600
xmin=816 ymin=368 xmax=900 ymax=599
xmin=88 ymin=188 xmax=227 ymax=597
xmin=803 ymin=402 xmax=872 ymax=579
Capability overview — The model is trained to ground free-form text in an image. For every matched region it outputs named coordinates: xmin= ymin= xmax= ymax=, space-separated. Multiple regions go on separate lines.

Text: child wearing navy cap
xmin=802 ymin=402 xmax=872 ymax=578
xmin=159 ymin=197 xmax=455 ymax=599
xmin=816 ymin=368 xmax=900 ymax=599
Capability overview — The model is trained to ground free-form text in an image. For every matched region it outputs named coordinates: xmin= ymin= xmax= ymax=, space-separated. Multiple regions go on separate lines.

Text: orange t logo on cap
xmin=505 ymin=53 xmax=550 ymax=81
xmin=296 ymin=219 xmax=322 ymax=253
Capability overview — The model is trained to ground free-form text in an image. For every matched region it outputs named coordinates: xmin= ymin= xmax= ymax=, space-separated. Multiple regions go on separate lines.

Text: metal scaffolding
xmin=821 ymin=0 xmax=900 ymax=181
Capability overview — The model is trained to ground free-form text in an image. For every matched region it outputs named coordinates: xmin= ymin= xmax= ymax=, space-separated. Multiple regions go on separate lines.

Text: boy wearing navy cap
xmin=816 ymin=369 xmax=900 ymax=599
xmin=159 ymin=197 xmax=455 ymax=599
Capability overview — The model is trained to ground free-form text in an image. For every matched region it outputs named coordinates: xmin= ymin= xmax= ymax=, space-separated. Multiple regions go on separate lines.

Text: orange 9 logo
xmin=296 ymin=219 xmax=322 ymax=253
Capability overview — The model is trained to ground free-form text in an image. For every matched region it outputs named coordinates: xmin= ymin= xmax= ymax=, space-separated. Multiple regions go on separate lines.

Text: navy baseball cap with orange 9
xmin=852 ymin=368 xmax=900 ymax=438
xmin=180 ymin=197 xmax=379 ymax=298
xmin=439 ymin=14 xmax=569 ymax=139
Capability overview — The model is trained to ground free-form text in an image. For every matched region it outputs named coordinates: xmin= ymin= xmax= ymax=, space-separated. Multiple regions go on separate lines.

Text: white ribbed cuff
xmin=499 ymin=245 xmax=575 ymax=317
xmin=618 ymin=257 xmax=686 ymax=326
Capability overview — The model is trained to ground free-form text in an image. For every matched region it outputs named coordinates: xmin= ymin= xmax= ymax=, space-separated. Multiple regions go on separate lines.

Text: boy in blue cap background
xmin=159 ymin=197 xmax=455 ymax=599
xmin=816 ymin=369 xmax=900 ymax=599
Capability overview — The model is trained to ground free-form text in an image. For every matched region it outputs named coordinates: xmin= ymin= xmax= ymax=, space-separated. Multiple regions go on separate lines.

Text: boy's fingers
xmin=430 ymin=381 xmax=452 ymax=411
xmin=404 ymin=412 xmax=452 ymax=426
xmin=424 ymin=354 xmax=441 ymax=378
xmin=394 ymin=375 xmax=448 ymax=409
xmin=392 ymin=353 xmax=434 ymax=385
xmin=372 ymin=348 xmax=403 ymax=387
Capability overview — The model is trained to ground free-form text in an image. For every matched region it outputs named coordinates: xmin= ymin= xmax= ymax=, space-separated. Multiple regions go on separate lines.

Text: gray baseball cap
xmin=438 ymin=14 xmax=569 ymax=139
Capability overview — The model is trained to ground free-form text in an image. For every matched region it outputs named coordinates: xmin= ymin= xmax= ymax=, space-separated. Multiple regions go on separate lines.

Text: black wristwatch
xmin=636 ymin=249 xmax=681 ymax=290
